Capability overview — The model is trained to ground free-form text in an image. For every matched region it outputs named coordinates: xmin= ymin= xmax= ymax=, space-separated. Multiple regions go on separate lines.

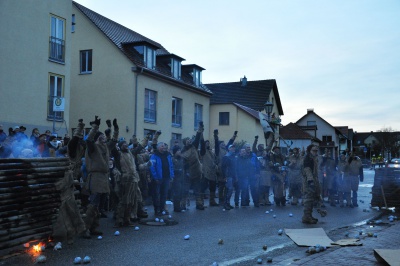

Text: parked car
xmin=386 ymin=158 xmax=400 ymax=168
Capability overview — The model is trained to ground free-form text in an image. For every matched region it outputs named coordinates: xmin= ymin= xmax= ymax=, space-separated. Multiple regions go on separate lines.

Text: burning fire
xmin=33 ymin=244 xmax=42 ymax=252
xmin=28 ymin=242 xmax=46 ymax=256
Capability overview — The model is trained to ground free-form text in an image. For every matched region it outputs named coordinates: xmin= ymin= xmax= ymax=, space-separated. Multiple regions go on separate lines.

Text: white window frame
xmin=193 ymin=68 xmax=202 ymax=86
xmin=144 ymin=89 xmax=157 ymax=122
xmin=172 ymin=97 xmax=182 ymax=127
xmin=171 ymin=58 xmax=181 ymax=79
xmin=194 ymin=103 xmax=203 ymax=130
xmin=144 ymin=47 xmax=156 ymax=69
xmin=48 ymin=74 xmax=64 ymax=121
xmin=49 ymin=15 xmax=65 ymax=62
xmin=80 ymin=50 xmax=92 ymax=74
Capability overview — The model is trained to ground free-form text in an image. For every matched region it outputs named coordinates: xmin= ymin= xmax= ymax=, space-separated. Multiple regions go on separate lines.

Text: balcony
xmin=49 ymin=37 xmax=65 ymax=63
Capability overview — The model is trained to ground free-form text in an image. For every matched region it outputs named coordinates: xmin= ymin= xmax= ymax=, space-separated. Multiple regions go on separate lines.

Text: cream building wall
xmin=0 ymin=0 xmax=72 ymax=136
xmin=209 ymin=104 xmax=265 ymax=145
xmin=71 ymin=5 xmax=210 ymax=143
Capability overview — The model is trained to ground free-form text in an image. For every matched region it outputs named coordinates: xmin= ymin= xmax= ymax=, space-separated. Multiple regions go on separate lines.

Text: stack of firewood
xmin=371 ymin=167 xmax=400 ymax=209
xmin=0 ymin=157 xmax=69 ymax=250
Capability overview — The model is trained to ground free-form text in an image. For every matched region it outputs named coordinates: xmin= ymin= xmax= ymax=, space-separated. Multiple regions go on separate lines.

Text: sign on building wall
xmin=53 ymin=97 xmax=65 ymax=112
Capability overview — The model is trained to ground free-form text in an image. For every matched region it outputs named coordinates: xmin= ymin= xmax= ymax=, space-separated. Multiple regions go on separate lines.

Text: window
xmin=307 ymin=121 xmax=316 ymax=126
xmin=49 ymin=15 xmax=65 ymax=62
xmin=134 ymin=45 xmax=156 ymax=69
xmin=219 ymin=112 xmax=229 ymax=125
xmin=144 ymin=89 xmax=157 ymax=122
xmin=172 ymin=97 xmax=182 ymax=127
xmin=193 ymin=68 xmax=202 ymax=86
xmin=171 ymin=133 xmax=182 ymax=144
xmin=71 ymin=14 xmax=75 ymax=33
xmin=144 ymin=129 xmax=156 ymax=141
xmin=194 ymin=104 xmax=203 ymax=130
xmin=80 ymin=50 xmax=92 ymax=73
xmin=171 ymin=58 xmax=181 ymax=79
xmin=48 ymin=74 xmax=64 ymax=120
xmin=322 ymin=136 xmax=332 ymax=142
xmin=145 ymin=47 xmax=156 ymax=69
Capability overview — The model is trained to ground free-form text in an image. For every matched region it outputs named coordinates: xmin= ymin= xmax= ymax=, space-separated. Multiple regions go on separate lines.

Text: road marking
xmin=219 ymin=242 xmax=292 ymax=265
xmin=359 ymin=184 xmax=373 ymax=188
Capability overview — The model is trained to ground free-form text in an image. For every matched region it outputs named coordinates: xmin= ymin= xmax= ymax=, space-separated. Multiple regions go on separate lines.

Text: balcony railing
xmin=49 ymin=37 xmax=65 ymax=62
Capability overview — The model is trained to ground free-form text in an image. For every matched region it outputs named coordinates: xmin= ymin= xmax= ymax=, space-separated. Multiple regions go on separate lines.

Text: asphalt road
xmin=2 ymin=169 xmax=380 ymax=266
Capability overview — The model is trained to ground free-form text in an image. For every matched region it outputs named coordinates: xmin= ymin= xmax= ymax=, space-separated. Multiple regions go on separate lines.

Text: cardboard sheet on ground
xmin=285 ymin=228 xmax=334 ymax=247
xmin=374 ymin=249 xmax=400 ymax=266
xmin=332 ymin=238 xmax=362 ymax=246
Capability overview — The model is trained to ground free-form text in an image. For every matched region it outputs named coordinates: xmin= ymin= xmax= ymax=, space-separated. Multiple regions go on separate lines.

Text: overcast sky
xmin=75 ymin=0 xmax=400 ymax=133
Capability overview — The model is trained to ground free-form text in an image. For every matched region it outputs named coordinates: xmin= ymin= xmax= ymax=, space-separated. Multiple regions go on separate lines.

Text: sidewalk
xmin=281 ymin=213 xmax=400 ymax=266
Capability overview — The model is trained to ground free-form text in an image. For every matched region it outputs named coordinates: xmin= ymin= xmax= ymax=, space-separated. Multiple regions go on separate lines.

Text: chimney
xmin=307 ymin=108 xmax=314 ymax=114
xmin=240 ymin=75 xmax=247 ymax=86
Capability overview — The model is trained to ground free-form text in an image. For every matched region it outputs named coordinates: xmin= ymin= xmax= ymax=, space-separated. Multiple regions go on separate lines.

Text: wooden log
xmin=0 ymin=183 xmax=57 ymax=194
xmin=0 ymin=208 xmax=58 ymax=225
xmin=0 ymin=172 xmax=65 ymax=182
xmin=0 ymin=187 xmax=60 ymax=200
xmin=0 ymin=198 xmax=60 ymax=213
xmin=0 ymin=161 xmax=70 ymax=171
xmin=0 ymin=220 xmax=53 ymax=236
xmin=0 ymin=157 xmax=69 ymax=164
xmin=0 ymin=166 xmax=69 ymax=176
xmin=0 ymin=203 xmax=60 ymax=219
xmin=0 ymin=194 xmax=59 ymax=206
xmin=0 ymin=215 xmax=57 ymax=231
xmin=0 ymin=232 xmax=51 ymax=250
xmin=0 ymin=178 xmax=62 ymax=188
xmin=0 ymin=225 xmax=53 ymax=243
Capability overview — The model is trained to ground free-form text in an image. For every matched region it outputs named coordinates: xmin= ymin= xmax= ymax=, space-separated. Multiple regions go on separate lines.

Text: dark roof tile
xmin=280 ymin=123 xmax=315 ymax=140
xmin=205 ymin=79 xmax=283 ymax=115
xmin=73 ymin=1 xmax=211 ymax=95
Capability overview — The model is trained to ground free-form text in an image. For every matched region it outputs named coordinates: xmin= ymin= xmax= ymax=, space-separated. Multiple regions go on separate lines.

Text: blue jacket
xmin=150 ymin=152 xmax=174 ymax=181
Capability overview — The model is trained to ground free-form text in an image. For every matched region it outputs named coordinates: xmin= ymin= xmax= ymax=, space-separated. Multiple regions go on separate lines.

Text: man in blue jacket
xmin=149 ymin=142 xmax=174 ymax=216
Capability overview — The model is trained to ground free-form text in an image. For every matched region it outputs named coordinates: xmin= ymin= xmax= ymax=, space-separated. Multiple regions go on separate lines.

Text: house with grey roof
xmin=205 ymin=77 xmax=284 ymax=145
xmin=295 ymin=109 xmax=349 ymax=156
xmin=71 ymin=1 xmax=212 ymax=143
xmin=279 ymin=122 xmax=319 ymax=154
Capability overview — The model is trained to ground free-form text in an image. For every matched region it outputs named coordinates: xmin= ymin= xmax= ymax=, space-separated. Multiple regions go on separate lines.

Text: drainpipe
xmin=132 ymin=67 xmax=143 ymax=136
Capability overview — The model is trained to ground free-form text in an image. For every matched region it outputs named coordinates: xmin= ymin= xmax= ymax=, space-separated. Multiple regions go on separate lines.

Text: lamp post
xmin=264 ymin=101 xmax=273 ymax=121
xmin=263 ymin=101 xmax=274 ymax=149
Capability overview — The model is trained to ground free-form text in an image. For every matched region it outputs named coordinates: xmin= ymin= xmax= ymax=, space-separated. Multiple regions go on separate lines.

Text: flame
xmin=33 ymin=244 xmax=42 ymax=252
xmin=28 ymin=242 xmax=46 ymax=256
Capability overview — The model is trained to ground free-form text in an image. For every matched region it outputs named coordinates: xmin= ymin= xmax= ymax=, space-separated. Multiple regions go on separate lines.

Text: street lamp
xmin=264 ymin=101 xmax=274 ymax=121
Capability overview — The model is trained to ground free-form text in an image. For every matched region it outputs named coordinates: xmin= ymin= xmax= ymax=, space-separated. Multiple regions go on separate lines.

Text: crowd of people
xmin=0 ymin=124 xmax=69 ymax=159
xmin=0 ymin=118 xmax=364 ymax=242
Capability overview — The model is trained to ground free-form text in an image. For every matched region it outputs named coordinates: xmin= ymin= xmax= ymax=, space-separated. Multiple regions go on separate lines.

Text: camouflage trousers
xmin=303 ymin=184 xmax=320 ymax=217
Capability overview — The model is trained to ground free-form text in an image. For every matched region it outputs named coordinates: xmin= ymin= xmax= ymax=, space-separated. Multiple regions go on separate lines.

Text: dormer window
xmin=134 ymin=45 xmax=156 ymax=69
xmin=181 ymin=64 xmax=205 ymax=88
xmin=193 ymin=68 xmax=201 ymax=86
xmin=171 ymin=58 xmax=181 ymax=79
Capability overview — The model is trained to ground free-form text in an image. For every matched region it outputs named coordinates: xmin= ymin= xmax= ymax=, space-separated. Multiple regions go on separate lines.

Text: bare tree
xmin=374 ymin=127 xmax=400 ymax=158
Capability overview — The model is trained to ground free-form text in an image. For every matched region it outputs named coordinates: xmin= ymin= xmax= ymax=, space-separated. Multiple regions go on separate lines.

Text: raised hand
xmin=113 ymin=118 xmax=119 ymax=131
